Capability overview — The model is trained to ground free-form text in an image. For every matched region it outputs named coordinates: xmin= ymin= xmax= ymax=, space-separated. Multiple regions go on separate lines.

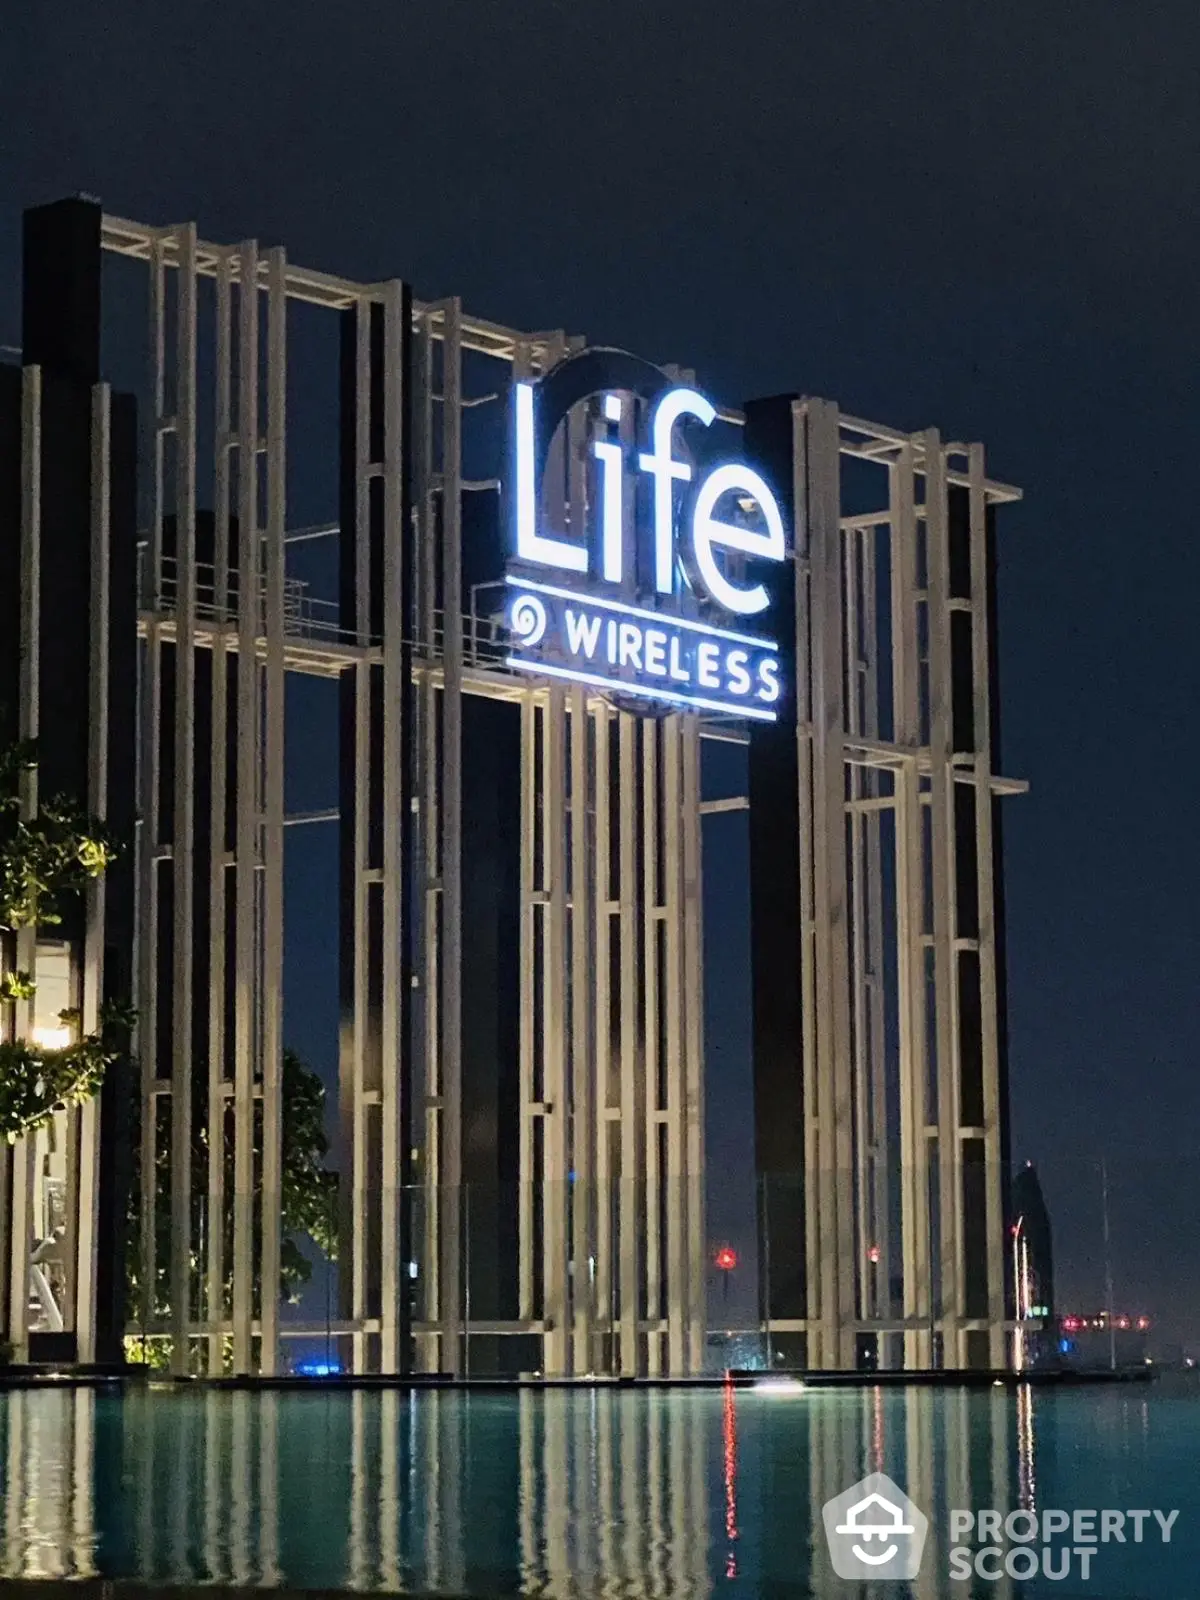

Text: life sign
xmin=505 ymin=370 xmax=787 ymax=722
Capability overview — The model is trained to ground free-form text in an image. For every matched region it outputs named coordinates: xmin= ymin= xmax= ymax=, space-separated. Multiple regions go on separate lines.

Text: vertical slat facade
xmin=0 ymin=205 xmax=1022 ymax=1376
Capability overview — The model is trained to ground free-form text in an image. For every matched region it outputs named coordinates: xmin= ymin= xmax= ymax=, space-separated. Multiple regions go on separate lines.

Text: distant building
xmin=1011 ymin=1161 xmax=1055 ymax=1369
xmin=1058 ymin=1312 xmax=1152 ymax=1372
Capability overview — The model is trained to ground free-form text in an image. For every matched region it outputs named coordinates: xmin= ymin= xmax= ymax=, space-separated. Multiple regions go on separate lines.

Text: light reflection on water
xmin=0 ymin=1381 xmax=1195 ymax=1594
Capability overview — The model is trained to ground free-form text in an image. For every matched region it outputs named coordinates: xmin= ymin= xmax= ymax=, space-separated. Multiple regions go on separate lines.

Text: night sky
xmin=2 ymin=3 xmax=1198 ymax=1343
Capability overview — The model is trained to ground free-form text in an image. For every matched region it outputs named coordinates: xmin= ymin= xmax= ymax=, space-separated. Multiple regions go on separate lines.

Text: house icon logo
xmin=821 ymin=1472 xmax=928 ymax=1580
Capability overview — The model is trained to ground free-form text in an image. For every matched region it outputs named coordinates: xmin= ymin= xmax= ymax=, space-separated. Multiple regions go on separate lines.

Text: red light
xmin=1137 ymin=1316 xmax=1150 ymax=1331
xmin=867 ymin=1245 xmax=881 ymax=1264
xmin=714 ymin=1247 xmax=738 ymax=1271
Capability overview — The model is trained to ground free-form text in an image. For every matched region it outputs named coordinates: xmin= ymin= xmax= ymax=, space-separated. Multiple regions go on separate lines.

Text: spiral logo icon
xmin=509 ymin=592 xmax=548 ymax=648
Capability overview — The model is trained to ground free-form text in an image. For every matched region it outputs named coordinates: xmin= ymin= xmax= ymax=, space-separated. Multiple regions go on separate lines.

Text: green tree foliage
xmin=126 ymin=1048 xmax=338 ymax=1365
xmin=278 ymin=1048 xmax=339 ymax=1269
xmin=0 ymin=739 xmax=124 ymax=1141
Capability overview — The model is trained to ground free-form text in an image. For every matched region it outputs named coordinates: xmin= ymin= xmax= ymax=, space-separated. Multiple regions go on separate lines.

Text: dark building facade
xmin=1012 ymin=1159 xmax=1055 ymax=1368
xmin=0 ymin=198 xmax=138 ymax=1362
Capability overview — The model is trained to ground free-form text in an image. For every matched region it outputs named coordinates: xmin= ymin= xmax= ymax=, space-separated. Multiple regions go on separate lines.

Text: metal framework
xmin=2 ymin=208 xmax=1023 ymax=1373
xmin=783 ymin=404 xmax=1023 ymax=1371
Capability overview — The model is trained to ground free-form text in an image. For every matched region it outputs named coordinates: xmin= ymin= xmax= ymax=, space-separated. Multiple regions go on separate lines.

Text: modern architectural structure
xmin=0 ymin=196 xmax=1024 ymax=1374
xmin=1011 ymin=1160 xmax=1055 ymax=1370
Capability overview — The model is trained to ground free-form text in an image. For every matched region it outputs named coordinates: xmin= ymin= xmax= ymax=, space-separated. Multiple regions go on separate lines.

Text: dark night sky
xmin=2 ymin=2 xmax=1198 ymax=1339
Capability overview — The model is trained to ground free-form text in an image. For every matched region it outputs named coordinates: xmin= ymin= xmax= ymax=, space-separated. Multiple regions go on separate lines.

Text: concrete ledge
xmin=0 ymin=1364 xmax=143 ymax=1389
xmin=0 ymin=1365 xmax=1153 ymax=1392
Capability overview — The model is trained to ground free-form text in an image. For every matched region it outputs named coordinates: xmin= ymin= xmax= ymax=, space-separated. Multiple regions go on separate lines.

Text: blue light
xmin=511 ymin=380 xmax=786 ymax=617
xmin=592 ymin=431 xmax=625 ymax=584
xmin=505 ymin=576 xmax=781 ymax=719
xmin=296 ymin=1360 xmax=342 ymax=1378
xmin=505 ymin=575 xmax=774 ymax=650
xmin=509 ymin=591 xmax=548 ymax=647
xmin=514 ymin=383 xmax=588 ymax=574
xmin=690 ymin=461 xmax=786 ymax=616
xmin=637 ymin=387 xmax=716 ymax=594
xmin=508 ymin=375 xmax=787 ymax=721
xmin=506 ymin=656 xmax=778 ymax=723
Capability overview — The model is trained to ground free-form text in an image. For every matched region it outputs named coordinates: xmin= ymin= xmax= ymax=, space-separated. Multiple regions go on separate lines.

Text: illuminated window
xmin=31 ymin=941 xmax=76 ymax=1050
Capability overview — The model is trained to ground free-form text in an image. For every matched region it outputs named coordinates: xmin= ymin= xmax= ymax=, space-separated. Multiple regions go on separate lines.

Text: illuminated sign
xmin=505 ymin=356 xmax=787 ymax=721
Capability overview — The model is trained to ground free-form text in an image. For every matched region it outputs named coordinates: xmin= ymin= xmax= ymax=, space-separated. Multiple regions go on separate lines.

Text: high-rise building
xmin=1012 ymin=1160 xmax=1055 ymax=1368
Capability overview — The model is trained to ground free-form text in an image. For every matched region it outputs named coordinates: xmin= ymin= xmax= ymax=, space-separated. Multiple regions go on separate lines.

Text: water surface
xmin=1 ymin=1381 xmax=1196 ymax=1595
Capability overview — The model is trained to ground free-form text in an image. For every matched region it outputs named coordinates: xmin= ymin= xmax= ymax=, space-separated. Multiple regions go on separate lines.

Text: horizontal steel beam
xmin=103 ymin=214 xmax=1024 ymax=504
xmin=103 ymin=215 xmax=561 ymax=361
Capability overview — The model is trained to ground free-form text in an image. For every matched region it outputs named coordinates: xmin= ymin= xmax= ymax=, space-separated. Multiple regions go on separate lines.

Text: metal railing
xmin=149 ymin=554 xmax=344 ymax=646
xmin=145 ymin=554 xmax=515 ymax=667
xmin=142 ymin=561 xmax=758 ymax=742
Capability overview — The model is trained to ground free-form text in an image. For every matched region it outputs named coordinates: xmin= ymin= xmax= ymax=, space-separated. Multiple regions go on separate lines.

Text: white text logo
xmin=512 ymin=382 xmax=786 ymax=616
xmin=822 ymin=1474 xmax=928 ymax=1581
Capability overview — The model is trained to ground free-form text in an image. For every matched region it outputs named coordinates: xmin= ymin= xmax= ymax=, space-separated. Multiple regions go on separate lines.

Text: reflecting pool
xmin=0 ymin=1380 xmax=1196 ymax=1595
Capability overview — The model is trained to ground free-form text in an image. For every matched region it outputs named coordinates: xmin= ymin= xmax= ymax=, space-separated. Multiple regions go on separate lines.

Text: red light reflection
xmin=722 ymin=1376 xmax=739 ymax=1578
